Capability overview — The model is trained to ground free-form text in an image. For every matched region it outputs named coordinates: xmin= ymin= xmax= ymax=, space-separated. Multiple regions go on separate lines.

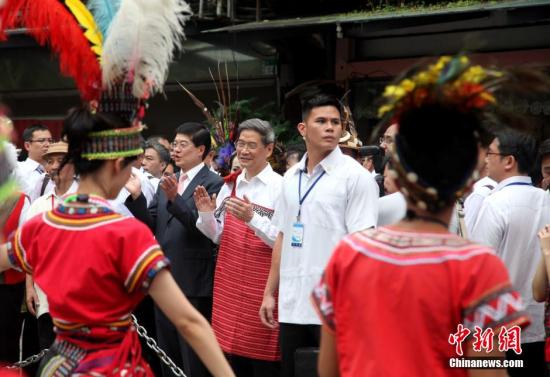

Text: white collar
xmin=295 ymin=147 xmax=344 ymax=176
xmin=495 ymin=176 xmax=532 ymax=191
xmin=238 ymin=163 xmax=273 ymax=185
xmin=182 ymin=162 xmax=205 ymax=182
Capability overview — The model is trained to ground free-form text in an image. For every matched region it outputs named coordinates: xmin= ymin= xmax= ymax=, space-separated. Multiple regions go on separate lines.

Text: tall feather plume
xmin=88 ymin=0 xmax=122 ymax=38
xmin=0 ymin=0 xmax=102 ymax=100
xmin=101 ymin=0 xmax=191 ymax=98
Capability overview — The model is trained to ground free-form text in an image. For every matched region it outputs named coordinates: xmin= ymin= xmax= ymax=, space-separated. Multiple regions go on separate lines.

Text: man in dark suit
xmin=125 ymin=122 xmax=223 ymax=377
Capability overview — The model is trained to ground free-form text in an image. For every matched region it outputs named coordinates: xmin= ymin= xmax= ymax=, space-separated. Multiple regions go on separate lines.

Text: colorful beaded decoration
xmin=81 ymin=125 xmax=143 ymax=160
xmin=57 ymin=194 xmax=114 ymax=215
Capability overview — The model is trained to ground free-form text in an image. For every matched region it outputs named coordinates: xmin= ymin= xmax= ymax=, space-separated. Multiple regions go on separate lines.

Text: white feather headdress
xmin=101 ymin=0 xmax=191 ymax=98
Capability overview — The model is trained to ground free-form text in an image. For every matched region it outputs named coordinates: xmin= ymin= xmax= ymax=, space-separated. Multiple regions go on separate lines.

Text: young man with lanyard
xmin=471 ymin=128 xmax=550 ymax=376
xmin=194 ymin=118 xmax=283 ymax=376
xmin=259 ymin=94 xmax=379 ymax=377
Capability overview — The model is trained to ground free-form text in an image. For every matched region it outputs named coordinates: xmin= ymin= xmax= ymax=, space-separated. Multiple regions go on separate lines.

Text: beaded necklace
xmin=57 ymin=194 xmax=114 ymax=215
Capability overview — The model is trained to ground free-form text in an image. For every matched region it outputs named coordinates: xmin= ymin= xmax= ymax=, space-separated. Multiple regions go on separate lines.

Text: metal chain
xmin=7 ymin=317 xmax=185 ymax=377
xmin=7 ymin=348 xmax=49 ymax=369
xmin=132 ymin=315 xmax=187 ymax=377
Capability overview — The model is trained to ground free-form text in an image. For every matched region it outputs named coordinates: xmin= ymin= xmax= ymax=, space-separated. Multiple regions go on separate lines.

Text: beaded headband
xmin=81 ymin=125 xmax=144 ymax=160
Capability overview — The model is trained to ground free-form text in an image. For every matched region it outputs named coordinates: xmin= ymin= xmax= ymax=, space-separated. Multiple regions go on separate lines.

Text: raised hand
xmin=226 ymin=195 xmax=253 ymax=223
xmin=125 ymin=173 xmax=142 ymax=199
xmin=160 ymin=174 xmax=178 ymax=202
xmin=193 ymin=186 xmax=217 ymax=212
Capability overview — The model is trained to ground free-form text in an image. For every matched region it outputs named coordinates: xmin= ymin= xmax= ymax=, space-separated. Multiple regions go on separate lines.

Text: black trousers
xmin=279 ymin=323 xmax=320 ymax=377
xmin=226 ymin=354 xmax=280 ymax=377
xmin=506 ymin=341 xmax=548 ymax=377
xmin=0 ymin=283 xmax=24 ymax=363
xmin=155 ymin=296 xmax=213 ymax=377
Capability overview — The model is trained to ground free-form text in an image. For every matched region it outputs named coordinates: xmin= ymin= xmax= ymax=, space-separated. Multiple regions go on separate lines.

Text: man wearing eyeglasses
xmin=14 ymin=124 xmax=52 ymax=202
xmin=125 ymin=122 xmax=223 ymax=377
xmin=379 ymin=123 xmax=397 ymax=153
xmin=471 ymin=128 xmax=550 ymax=376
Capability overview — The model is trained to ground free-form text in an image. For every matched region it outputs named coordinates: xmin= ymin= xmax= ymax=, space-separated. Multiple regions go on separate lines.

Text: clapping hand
xmin=125 ymin=173 xmax=142 ymax=200
xmin=226 ymin=195 xmax=253 ymax=223
xmin=193 ymin=186 xmax=217 ymax=212
xmin=160 ymin=174 xmax=178 ymax=202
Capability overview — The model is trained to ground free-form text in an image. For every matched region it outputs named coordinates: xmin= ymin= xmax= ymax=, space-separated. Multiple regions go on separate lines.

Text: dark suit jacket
xmin=126 ymin=165 xmax=223 ymax=297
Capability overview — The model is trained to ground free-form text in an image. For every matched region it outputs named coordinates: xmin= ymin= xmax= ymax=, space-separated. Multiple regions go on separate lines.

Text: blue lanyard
xmin=502 ymin=182 xmax=532 ymax=189
xmin=297 ymin=170 xmax=325 ymax=221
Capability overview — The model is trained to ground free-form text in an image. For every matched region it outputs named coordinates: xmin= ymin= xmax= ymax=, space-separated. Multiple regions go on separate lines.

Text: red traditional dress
xmin=312 ymin=226 xmax=531 ymax=377
xmin=206 ymin=168 xmax=281 ymax=361
xmin=7 ymin=194 xmax=170 ymax=376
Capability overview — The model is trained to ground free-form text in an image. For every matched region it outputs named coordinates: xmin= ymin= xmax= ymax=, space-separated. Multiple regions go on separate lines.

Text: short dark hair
xmin=145 ymin=141 xmax=170 ymax=164
xmin=23 ymin=124 xmax=49 ymax=142
xmin=495 ymin=129 xmax=537 ymax=175
xmin=301 ymin=94 xmax=342 ymax=121
xmin=286 ymin=143 xmax=305 ymax=161
xmin=175 ymin=122 xmax=212 ymax=160
xmin=539 ymin=139 xmax=550 ymax=160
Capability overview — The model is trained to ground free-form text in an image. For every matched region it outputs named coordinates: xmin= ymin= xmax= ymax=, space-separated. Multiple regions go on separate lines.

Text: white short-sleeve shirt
xmin=272 ymin=147 xmax=379 ymax=325
xmin=470 ymin=176 xmax=550 ymax=343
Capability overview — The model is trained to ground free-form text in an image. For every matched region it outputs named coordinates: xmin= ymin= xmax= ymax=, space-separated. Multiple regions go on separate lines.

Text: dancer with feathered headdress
xmin=0 ymin=1 xmax=235 ymax=375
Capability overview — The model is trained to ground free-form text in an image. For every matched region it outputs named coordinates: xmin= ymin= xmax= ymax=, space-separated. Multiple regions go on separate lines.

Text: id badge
xmin=291 ymin=222 xmax=305 ymax=248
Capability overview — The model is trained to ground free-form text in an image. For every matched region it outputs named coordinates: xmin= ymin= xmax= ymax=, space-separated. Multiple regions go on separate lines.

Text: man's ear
xmin=198 ymin=145 xmax=206 ymax=159
xmin=297 ymin=122 xmax=306 ymax=138
xmin=24 ymin=141 xmax=32 ymax=152
xmin=503 ymin=155 xmax=516 ymax=172
xmin=266 ymin=143 xmax=274 ymax=159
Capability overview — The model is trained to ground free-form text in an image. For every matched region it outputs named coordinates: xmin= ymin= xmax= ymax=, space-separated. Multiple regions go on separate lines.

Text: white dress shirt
xmin=272 ymin=147 xmax=379 ymax=325
xmin=197 ymin=163 xmax=282 ymax=247
xmin=14 ymin=158 xmax=45 ymax=203
xmin=464 ymin=176 xmax=496 ymax=234
xmin=377 ymin=192 xmax=407 ymax=226
xmin=177 ymin=162 xmax=205 ymax=194
xmin=471 ymin=176 xmax=550 ymax=343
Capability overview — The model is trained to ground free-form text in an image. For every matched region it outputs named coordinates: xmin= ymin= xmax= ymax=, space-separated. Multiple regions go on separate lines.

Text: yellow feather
xmin=65 ymin=0 xmax=103 ymax=58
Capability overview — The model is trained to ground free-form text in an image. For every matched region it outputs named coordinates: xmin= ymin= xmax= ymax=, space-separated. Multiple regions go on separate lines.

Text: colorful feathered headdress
xmin=0 ymin=0 xmax=191 ymax=159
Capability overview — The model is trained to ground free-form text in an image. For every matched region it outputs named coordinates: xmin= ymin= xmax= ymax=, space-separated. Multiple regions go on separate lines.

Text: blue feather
xmin=88 ymin=0 xmax=122 ymax=38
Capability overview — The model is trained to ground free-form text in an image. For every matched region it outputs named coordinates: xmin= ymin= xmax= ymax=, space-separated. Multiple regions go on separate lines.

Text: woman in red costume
xmin=0 ymin=107 xmax=235 ymax=377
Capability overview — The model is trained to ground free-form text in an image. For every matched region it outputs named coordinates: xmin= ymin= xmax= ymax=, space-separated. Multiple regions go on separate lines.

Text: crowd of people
xmin=0 ymin=55 xmax=550 ymax=377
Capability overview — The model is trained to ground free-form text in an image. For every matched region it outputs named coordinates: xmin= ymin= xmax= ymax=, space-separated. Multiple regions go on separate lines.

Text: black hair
xmin=539 ymin=139 xmax=550 ymax=159
xmin=494 ymin=128 xmax=537 ymax=175
xmin=301 ymin=93 xmax=342 ymax=121
xmin=286 ymin=143 xmax=306 ymax=161
xmin=396 ymin=103 xmax=480 ymax=207
xmin=145 ymin=141 xmax=170 ymax=164
xmin=174 ymin=122 xmax=211 ymax=160
xmin=23 ymin=124 xmax=49 ymax=142
xmin=62 ymin=107 xmax=136 ymax=176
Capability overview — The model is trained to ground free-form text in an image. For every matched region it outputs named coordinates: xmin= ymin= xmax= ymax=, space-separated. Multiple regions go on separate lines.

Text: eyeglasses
xmin=236 ymin=140 xmax=260 ymax=151
xmin=171 ymin=141 xmax=192 ymax=150
xmin=379 ymin=136 xmax=394 ymax=145
xmin=29 ymin=138 xmax=54 ymax=144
